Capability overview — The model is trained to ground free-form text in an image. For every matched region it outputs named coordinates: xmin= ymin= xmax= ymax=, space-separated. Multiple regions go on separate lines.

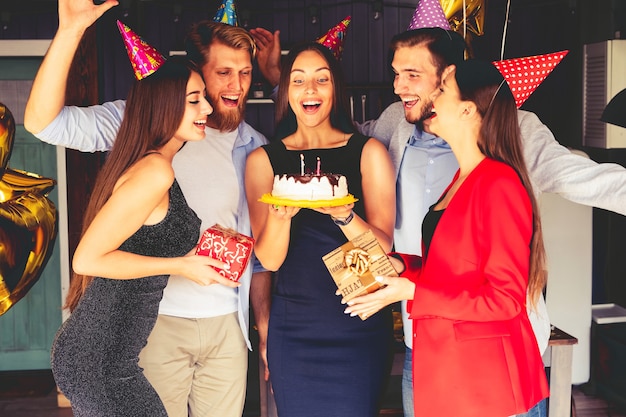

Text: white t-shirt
xmin=159 ymin=128 xmax=240 ymax=318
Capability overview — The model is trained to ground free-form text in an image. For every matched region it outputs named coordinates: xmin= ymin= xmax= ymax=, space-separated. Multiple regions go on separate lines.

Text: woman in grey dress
xmin=50 ymin=57 xmax=238 ymax=416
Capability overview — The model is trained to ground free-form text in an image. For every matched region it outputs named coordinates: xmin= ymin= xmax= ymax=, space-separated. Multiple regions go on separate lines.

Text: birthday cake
xmin=271 ymin=173 xmax=349 ymax=201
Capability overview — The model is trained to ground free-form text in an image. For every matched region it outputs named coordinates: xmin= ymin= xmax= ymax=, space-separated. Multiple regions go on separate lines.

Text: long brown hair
xmin=274 ymin=42 xmax=354 ymax=140
xmin=64 ymin=57 xmax=200 ymax=312
xmin=454 ymin=60 xmax=547 ymax=308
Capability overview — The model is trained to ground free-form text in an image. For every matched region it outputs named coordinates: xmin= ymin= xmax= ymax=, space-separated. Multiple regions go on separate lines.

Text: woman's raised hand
xmin=58 ymin=0 xmax=119 ymax=34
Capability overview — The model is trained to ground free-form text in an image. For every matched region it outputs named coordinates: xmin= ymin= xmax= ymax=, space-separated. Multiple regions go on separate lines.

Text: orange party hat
xmin=316 ymin=16 xmax=351 ymax=60
xmin=492 ymin=50 xmax=569 ymax=108
xmin=117 ymin=20 xmax=166 ymax=80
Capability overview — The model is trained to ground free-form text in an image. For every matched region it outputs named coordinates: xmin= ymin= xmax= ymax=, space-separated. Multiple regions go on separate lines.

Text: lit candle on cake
xmin=316 ymin=157 xmax=321 ymax=175
xmin=300 ymin=153 xmax=305 ymax=175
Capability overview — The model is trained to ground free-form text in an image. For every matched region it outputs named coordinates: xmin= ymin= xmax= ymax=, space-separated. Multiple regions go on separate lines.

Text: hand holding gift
xmin=196 ymin=224 xmax=255 ymax=282
xmin=179 ymin=249 xmax=241 ymax=288
xmin=322 ymin=229 xmax=398 ymax=320
xmin=342 ymin=269 xmax=416 ymax=320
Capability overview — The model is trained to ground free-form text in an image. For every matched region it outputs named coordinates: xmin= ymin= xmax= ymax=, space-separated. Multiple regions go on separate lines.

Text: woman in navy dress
xmin=50 ymin=57 xmax=238 ymax=416
xmin=246 ymin=42 xmax=397 ymax=417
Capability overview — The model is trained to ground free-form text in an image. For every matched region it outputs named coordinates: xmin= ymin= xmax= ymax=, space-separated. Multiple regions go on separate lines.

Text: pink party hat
xmin=408 ymin=0 xmax=451 ymax=30
xmin=492 ymin=50 xmax=569 ymax=108
xmin=213 ymin=0 xmax=238 ymax=26
xmin=117 ymin=20 xmax=166 ymax=80
xmin=316 ymin=16 xmax=351 ymax=60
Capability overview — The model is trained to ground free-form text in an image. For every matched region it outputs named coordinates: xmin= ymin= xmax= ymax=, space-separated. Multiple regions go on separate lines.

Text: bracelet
xmin=331 ymin=210 xmax=354 ymax=226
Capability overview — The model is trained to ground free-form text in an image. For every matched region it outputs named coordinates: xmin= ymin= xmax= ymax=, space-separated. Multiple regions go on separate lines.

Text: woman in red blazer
xmin=382 ymin=60 xmax=549 ymax=416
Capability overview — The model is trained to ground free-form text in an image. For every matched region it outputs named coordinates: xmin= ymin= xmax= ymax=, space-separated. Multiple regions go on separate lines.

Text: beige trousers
xmin=138 ymin=313 xmax=248 ymax=417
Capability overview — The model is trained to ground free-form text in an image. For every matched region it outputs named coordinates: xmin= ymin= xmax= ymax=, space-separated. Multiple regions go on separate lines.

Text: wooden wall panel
xmin=0 ymin=5 xmax=57 ymax=40
xmin=286 ymin=1 xmax=304 ymax=47
xmin=368 ymin=4 xmax=386 ymax=83
xmin=271 ymin=0 xmax=290 ymax=38
xmin=348 ymin=2 xmax=368 ymax=85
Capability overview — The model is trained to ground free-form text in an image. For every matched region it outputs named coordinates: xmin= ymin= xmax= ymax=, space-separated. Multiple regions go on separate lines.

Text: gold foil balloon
xmin=441 ymin=0 xmax=485 ymax=37
xmin=0 ymin=102 xmax=57 ymax=316
xmin=0 ymin=104 xmax=14 ymax=175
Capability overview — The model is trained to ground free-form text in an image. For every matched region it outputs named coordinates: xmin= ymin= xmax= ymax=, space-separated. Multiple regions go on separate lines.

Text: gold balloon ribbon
xmin=0 ymin=102 xmax=58 ymax=316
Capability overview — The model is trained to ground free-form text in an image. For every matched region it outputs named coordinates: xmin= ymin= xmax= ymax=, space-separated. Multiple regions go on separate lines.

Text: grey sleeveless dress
xmin=51 ymin=180 xmax=201 ymax=417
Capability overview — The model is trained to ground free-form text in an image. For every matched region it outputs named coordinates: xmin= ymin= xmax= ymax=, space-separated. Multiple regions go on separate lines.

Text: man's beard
xmin=405 ymin=98 xmax=434 ymax=130
xmin=417 ymin=99 xmax=434 ymax=124
xmin=207 ymin=98 xmax=246 ymax=132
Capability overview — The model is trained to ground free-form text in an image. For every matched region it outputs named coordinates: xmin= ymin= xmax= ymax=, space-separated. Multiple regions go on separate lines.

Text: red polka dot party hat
xmin=492 ymin=50 xmax=569 ymax=108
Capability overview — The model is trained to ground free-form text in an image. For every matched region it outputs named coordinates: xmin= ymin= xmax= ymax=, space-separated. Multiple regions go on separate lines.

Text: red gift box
xmin=196 ymin=224 xmax=255 ymax=282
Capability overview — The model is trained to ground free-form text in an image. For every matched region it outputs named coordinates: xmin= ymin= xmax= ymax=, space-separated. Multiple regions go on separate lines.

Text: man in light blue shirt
xmin=354 ymin=29 xmax=626 ymax=417
xmin=394 ymin=131 xmax=457 ymax=255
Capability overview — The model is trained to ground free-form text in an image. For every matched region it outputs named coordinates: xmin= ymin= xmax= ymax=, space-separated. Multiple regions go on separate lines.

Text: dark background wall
xmin=1 ymin=0 xmax=625 ymax=305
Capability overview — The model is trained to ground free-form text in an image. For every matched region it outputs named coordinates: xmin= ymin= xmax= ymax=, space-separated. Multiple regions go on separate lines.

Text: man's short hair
xmin=388 ymin=27 xmax=467 ymax=76
xmin=184 ymin=21 xmax=257 ymax=67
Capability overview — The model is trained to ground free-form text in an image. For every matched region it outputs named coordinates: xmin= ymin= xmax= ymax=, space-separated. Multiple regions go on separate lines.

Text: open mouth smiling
xmin=302 ymin=100 xmax=322 ymax=112
xmin=402 ymin=97 xmax=419 ymax=109
xmin=221 ymin=94 xmax=240 ymax=106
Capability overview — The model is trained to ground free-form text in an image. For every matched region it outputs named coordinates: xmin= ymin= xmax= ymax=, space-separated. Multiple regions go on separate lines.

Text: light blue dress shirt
xmin=393 ymin=126 xmax=458 ymax=257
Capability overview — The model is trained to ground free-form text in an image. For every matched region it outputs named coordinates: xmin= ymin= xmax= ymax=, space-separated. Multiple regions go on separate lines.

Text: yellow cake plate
xmin=259 ymin=193 xmax=358 ymax=208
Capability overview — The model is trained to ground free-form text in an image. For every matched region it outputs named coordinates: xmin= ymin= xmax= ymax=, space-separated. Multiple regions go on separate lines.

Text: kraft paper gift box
xmin=196 ymin=224 xmax=255 ymax=282
xmin=322 ymin=229 xmax=397 ymax=320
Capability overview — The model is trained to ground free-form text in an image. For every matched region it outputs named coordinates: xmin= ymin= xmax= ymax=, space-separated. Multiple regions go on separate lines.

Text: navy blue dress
xmin=51 ymin=180 xmax=201 ymax=417
xmin=263 ymin=133 xmax=394 ymax=417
